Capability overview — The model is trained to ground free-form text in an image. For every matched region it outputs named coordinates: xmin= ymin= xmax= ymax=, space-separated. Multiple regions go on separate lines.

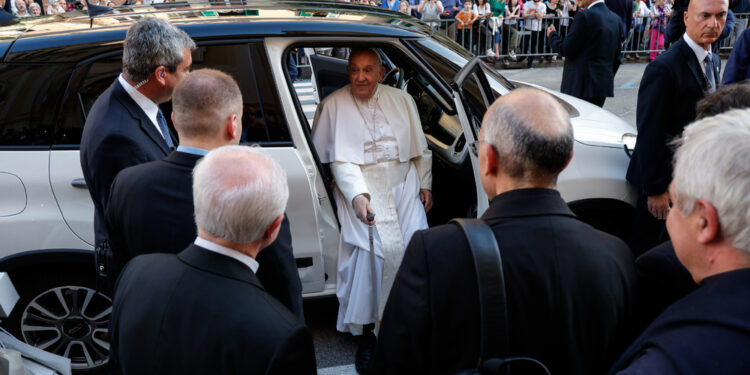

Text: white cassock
xmin=312 ymin=84 xmax=432 ymax=335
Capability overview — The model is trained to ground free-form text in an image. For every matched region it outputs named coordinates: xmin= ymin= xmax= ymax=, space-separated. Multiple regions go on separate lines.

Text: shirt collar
xmin=176 ymin=145 xmax=209 ymax=156
xmin=588 ymin=0 xmax=605 ymax=9
xmin=194 ymin=237 xmax=259 ymax=274
xmin=118 ymin=73 xmax=162 ymax=134
xmin=683 ymin=33 xmax=711 ymax=71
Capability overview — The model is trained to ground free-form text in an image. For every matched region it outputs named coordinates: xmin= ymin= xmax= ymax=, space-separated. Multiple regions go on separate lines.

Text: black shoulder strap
xmin=451 ymin=218 xmax=509 ymax=366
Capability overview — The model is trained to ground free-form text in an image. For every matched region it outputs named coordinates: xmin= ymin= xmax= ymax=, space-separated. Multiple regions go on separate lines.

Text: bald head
xmin=172 ymin=68 xmax=243 ymax=140
xmin=481 ymin=88 xmax=573 ymax=183
xmin=193 ymin=146 xmax=289 ymax=245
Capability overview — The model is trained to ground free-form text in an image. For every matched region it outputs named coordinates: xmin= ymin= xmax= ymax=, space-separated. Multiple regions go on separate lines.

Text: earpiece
xmin=160 ymin=71 xmax=165 ymax=78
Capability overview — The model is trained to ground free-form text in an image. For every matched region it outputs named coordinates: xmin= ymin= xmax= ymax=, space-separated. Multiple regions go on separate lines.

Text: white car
xmin=0 ymin=2 xmax=636 ymax=372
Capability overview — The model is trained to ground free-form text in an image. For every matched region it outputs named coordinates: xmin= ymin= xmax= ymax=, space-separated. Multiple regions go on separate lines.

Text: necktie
xmin=156 ymin=109 xmax=175 ymax=149
xmin=704 ymin=54 xmax=716 ymax=94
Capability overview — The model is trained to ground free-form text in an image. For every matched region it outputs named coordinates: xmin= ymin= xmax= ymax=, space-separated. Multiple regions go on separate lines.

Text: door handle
xmin=71 ymin=178 xmax=87 ymax=189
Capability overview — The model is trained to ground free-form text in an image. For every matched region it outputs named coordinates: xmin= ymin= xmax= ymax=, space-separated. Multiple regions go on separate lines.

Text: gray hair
xmin=193 ymin=146 xmax=289 ymax=244
xmin=172 ymin=68 xmax=242 ymax=139
xmin=481 ymin=89 xmax=573 ymax=183
xmin=28 ymin=2 xmax=40 ymax=10
xmin=123 ymin=18 xmax=196 ymax=82
xmin=672 ymin=108 xmax=750 ymax=252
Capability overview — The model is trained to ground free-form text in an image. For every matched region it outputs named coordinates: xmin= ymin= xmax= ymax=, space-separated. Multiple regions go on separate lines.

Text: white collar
xmin=118 ymin=73 xmax=163 ymax=136
xmin=194 ymin=237 xmax=259 ymax=274
xmin=588 ymin=0 xmax=605 ymax=9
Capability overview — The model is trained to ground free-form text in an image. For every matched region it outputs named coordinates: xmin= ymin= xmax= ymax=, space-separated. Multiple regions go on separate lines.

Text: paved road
xmin=311 ymin=61 xmax=651 ymax=374
xmin=498 ymin=60 xmax=649 ymax=127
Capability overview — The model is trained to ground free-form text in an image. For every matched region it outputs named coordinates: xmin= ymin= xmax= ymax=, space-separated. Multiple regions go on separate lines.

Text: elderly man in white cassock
xmin=312 ymin=48 xmax=432 ymax=371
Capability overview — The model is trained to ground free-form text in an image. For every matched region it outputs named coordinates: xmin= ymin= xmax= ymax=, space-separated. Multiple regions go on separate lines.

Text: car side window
xmin=56 ymin=42 xmax=291 ymax=148
xmin=0 ymin=64 xmax=73 ymax=147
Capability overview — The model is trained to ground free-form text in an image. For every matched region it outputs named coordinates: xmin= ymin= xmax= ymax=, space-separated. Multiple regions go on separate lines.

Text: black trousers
xmin=582 ymin=96 xmax=606 ymax=107
xmin=627 ymin=191 xmax=670 ymax=257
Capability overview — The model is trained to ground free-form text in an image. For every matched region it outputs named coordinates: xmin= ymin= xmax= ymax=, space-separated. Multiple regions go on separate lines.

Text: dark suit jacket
xmin=548 ymin=3 xmax=623 ymax=98
xmin=633 ymin=240 xmax=697 ymax=334
xmin=723 ymin=27 xmax=750 ymax=85
xmin=373 ymin=188 xmax=637 ymax=375
xmin=80 ymin=78 xmax=176 ymax=246
xmin=109 ymin=244 xmax=316 ymax=375
xmin=605 ymin=0 xmax=633 ymax=41
xmin=626 ymin=38 xmax=719 ymax=196
xmin=105 ymin=151 xmax=304 ymax=321
xmin=609 ymin=268 xmax=750 ymax=374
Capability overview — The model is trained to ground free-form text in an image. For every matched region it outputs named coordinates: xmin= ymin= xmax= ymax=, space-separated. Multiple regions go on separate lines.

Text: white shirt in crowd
xmin=473 ymin=2 xmax=491 ymax=16
xmin=635 ymin=1 xmax=651 ymax=24
xmin=523 ymin=0 xmax=546 ymax=31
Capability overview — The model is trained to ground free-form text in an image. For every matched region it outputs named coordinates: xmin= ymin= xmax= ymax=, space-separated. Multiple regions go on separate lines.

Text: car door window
xmin=0 ymin=64 xmax=73 ymax=148
xmin=453 ymin=57 xmax=496 ymax=139
xmin=55 ymin=42 xmax=291 ymax=148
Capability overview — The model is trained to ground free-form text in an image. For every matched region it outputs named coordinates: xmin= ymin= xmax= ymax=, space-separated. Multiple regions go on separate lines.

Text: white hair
xmin=672 ymin=108 xmax=750 ymax=252
xmin=192 ymin=146 xmax=289 ymax=244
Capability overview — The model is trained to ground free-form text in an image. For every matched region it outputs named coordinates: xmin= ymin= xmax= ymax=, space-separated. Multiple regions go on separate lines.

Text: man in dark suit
xmin=373 ymin=88 xmax=637 ymax=375
xmin=610 ymin=109 xmax=750 ymax=375
xmin=80 ymin=18 xmax=195 ymax=248
xmin=625 ymin=0 xmax=726 ymax=255
xmin=605 ymin=0 xmax=633 ymax=43
xmin=110 ymin=145 xmax=317 ymax=375
xmin=546 ymin=0 xmax=623 ymax=106
xmin=105 ymin=69 xmax=304 ymax=320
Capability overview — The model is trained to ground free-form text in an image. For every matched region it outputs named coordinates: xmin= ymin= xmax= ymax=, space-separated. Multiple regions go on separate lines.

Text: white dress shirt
xmin=194 ymin=237 xmax=259 ymax=274
xmin=588 ymin=0 xmax=605 ymax=8
xmin=117 ymin=73 xmax=166 ymax=138
xmin=683 ymin=33 xmax=712 ymax=75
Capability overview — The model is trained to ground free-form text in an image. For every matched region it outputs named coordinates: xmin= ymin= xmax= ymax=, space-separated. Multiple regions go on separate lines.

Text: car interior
xmin=287 ymin=44 xmax=480 ymax=227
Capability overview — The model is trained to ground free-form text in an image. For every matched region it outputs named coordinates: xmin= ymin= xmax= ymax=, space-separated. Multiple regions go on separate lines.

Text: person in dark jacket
xmin=625 ymin=0 xmax=725 ymax=256
xmin=610 ymin=108 xmax=750 ymax=375
xmin=105 ymin=69 xmax=304 ymax=320
xmin=547 ymin=0 xmax=623 ymax=106
xmin=110 ymin=145 xmax=316 ymax=375
xmin=374 ymin=88 xmax=637 ymax=375
xmin=722 ymin=28 xmax=750 ymax=84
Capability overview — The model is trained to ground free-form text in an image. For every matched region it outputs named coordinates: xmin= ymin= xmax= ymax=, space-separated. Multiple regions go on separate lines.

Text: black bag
xmin=452 ymin=218 xmax=550 ymax=375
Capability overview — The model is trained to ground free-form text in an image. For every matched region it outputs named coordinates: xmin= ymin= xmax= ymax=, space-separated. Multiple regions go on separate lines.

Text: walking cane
xmin=367 ymin=212 xmax=379 ymax=327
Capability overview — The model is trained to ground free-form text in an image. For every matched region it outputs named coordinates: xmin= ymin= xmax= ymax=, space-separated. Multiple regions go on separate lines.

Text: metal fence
xmin=426 ymin=13 xmax=749 ymax=63
xmin=291 ymin=12 xmax=749 ymax=70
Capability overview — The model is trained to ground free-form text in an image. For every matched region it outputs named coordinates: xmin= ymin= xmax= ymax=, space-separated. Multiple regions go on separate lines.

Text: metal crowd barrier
xmin=290 ymin=12 xmax=748 ymax=69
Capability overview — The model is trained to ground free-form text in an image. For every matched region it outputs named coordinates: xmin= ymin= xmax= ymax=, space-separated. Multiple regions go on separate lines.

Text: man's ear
xmin=481 ymin=142 xmax=498 ymax=177
xmin=695 ymin=199 xmax=720 ymax=245
xmin=379 ymin=66 xmax=386 ymax=82
xmin=226 ymin=113 xmax=240 ymax=141
xmin=154 ymin=66 xmax=168 ymax=86
xmin=262 ymin=214 xmax=284 ymax=248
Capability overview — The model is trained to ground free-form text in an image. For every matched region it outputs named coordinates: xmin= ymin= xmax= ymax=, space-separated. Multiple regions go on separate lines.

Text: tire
xmin=5 ymin=264 xmax=111 ymax=374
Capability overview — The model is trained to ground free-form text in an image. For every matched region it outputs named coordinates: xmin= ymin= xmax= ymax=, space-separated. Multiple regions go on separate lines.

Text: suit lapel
xmin=111 ymin=79 xmax=171 ymax=155
xmin=178 ymin=244 xmax=265 ymax=290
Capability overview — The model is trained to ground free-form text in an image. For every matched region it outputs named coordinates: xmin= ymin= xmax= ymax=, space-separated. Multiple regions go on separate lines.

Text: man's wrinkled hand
xmin=353 ymin=194 xmax=375 ymax=225
xmin=647 ymin=192 xmax=671 ymax=220
xmin=420 ymin=189 xmax=433 ymax=213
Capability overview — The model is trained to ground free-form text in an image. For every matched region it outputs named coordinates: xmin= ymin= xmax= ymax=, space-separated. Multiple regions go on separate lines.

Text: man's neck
xmin=123 ymin=74 xmax=163 ymax=105
xmin=197 ymin=229 xmax=261 ymax=259
xmin=179 ymin=139 xmax=228 ymax=152
xmin=491 ymin=175 xmax=556 ymax=198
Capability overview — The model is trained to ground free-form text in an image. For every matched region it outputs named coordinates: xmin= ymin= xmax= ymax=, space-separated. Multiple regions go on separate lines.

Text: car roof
xmin=0 ymin=1 xmax=431 ymax=62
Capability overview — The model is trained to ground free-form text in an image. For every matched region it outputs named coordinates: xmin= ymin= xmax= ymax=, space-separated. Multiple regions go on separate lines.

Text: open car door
xmin=450 ymin=57 xmax=497 ymax=217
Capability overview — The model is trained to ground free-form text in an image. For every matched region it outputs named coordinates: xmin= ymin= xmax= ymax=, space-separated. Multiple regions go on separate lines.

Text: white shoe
xmin=508 ymin=50 xmax=517 ymax=60
xmin=486 ymin=49 xmax=495 ymax=58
